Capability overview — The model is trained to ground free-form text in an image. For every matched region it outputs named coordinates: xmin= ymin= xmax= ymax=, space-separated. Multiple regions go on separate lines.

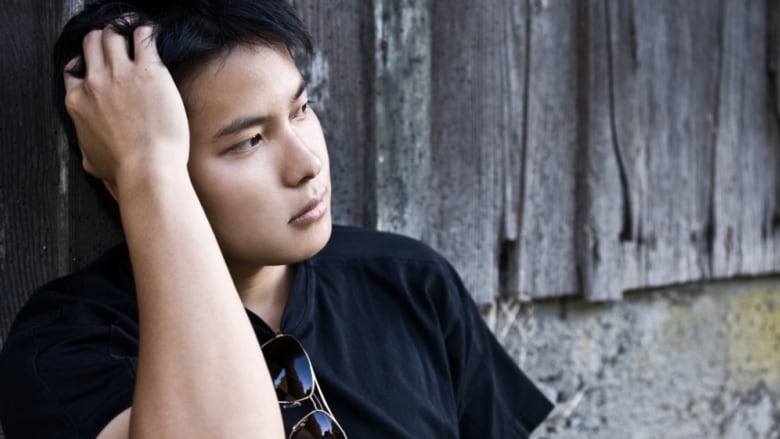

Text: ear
xmin=102 ymin=180 xmax=119 ymax=202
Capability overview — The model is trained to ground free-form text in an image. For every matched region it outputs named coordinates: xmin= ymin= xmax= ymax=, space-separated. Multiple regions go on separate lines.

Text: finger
xmin=115 ymin=12 xmax=141 ymax=29
xmin=63 ymin=57 xmax=82 ymax=93
xmin=82 ymin=29 xmax=106 ymax=77
xmin=102 ymin=25 xmax=132 ymax=70
xmin=133 ymin=25 xmax=161 ymax=64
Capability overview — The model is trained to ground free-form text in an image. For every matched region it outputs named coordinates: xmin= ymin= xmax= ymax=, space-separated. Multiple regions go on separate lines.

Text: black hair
xmin=52 ymin=0 xmax=313 ymax=226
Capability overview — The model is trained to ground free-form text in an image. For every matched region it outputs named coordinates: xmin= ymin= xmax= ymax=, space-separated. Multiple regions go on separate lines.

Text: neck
xmin=230 ymin=263 xmax=295 ymax=331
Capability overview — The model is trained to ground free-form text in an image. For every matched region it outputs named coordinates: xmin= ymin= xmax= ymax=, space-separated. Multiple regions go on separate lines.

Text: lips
xmin=289 ymin=193 xmax=328 ymax=226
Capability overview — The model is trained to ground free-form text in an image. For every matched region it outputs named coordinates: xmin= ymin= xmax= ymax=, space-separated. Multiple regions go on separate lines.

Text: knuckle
xmin=82 ymin=75 xmax=105 ymax=93
xmin=81 ymin=157 xmax=94 ymax=174
xmin=84 ymin=29 xmax=102 ymax=43
xmin=64 ymin=89 xmax=82 ymax=111
xmin=134 ymin=24 xmax=154 ymax=37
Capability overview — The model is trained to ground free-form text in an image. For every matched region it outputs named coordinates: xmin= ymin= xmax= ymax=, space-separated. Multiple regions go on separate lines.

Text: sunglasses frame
xmin=290 ymin=408 xmax=348 ymax=439
xmin=261 ymin=333 xmax=348 ymax=439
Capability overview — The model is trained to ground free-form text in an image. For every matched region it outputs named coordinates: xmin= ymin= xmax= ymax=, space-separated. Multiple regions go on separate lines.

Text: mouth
xmin=288 ymin=193 xmax=329 ymax=226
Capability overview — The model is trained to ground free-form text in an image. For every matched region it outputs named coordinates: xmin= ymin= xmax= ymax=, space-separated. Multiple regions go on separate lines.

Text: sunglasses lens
xmin=263 ymin=335 xmax=314 ymax=402
xmin=291 ymin=410 xmax=347 ymax=439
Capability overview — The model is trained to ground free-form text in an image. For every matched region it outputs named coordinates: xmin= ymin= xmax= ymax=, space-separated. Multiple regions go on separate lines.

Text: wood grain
xmin=0 ymin=0 xmax=81 ymax=344
xmin=293 ymin=0 xmax=376 ymax=228
xmin=511 ymin=0 xmax=581 ymax=300
xmin=711 ymin=0 xmax=780 ymax=277
xmin=428 ymin=0 xmax=522 ymax=302
xmin=373 ymin=0 xmax=431 ymax=239
xmin=580 ymin=0 xmax=747 ymax=300
xmin=0 ymin=2 xmax=82 ymax=437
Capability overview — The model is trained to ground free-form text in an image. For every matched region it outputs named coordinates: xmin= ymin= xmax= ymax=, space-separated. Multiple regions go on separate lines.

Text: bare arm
xmin=65 ymin=26 xmax=283 ymax=438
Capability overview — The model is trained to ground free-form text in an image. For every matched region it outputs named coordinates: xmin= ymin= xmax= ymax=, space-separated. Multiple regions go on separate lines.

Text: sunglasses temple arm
xmin=312 ymin=374 xmax=335 ymax=415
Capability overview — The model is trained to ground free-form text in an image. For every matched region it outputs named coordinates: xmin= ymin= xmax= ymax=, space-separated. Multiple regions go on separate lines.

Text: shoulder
xmin=315 ymin=225 xmax=446 ymax=266
xmin=6 ymin=243 xmax=136 ymax=334
xmin=0 ymin=243 xmax=138 ymax=437
xmin=309 ymin=225 xmax=467 ymax=317
xmin=1 ymin=242 xmax=137 ymax=358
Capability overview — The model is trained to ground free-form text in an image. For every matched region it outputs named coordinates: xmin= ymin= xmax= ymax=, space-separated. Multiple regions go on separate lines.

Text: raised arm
xmin=64 ymin=25 xmax=283 ymax=438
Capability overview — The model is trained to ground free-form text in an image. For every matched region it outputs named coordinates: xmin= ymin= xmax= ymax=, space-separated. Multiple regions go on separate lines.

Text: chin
xmin=274 ymin=215 xmax=333 ymax=265
xmin=219 ymin=217 xmax=332 ymax=268
xmin=297 ymin=216 xmax=333 ymax=259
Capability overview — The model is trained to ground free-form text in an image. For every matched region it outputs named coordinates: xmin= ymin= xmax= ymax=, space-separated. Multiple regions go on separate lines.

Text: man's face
xmin=181 ymin=43 xmax=332 ymax=273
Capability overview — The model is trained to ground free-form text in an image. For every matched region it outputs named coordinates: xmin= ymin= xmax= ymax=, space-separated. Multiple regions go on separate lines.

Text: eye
xmin=293 ymin=100 xmax=312 ymax=119
xmin=229 ymin=133 xmax=263 ymax=153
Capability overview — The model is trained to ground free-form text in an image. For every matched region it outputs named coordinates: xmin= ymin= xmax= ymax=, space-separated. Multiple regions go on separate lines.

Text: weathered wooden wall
xmin=581 ymin=0 xmax=780 ymax=300
xmin=2 ymin=0 xmax=780 ymax=336
xmin=295 ymin=0 xmax=780 ymax=302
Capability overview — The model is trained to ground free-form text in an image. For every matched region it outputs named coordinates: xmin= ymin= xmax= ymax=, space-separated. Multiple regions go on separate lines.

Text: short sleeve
xmin=0 ymin=248 xmax=139 ymax=438
xmin=437 ymin=262 xmax=553 ymax=438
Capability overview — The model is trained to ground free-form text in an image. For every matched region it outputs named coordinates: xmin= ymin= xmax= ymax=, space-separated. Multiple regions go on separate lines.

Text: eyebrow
xmin=213 ymin=80 xmax=307 ymax=140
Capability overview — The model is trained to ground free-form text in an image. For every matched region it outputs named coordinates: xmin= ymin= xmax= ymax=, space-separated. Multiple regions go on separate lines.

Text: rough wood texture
xmin=427 ymin=0 xmax=514 ymax=302
xmin=293 ymin=0 xmax=376 ymax=227
xmin=0 ymin=2 xmax=82 ymax=437
xmin=0 ymin=0 xmax=82 ymax=346
xmin=582 ymin=0 xmax=722 ymax=300
xmin=374 ymin=0 xmax=431 ymax=238
xmin=580 ymin=0 xmax=780 ymax=300
xmin=711 ymin=0 xmax=780 ymax=277
xmin=511 ymin=0 xmax=581 ymax=299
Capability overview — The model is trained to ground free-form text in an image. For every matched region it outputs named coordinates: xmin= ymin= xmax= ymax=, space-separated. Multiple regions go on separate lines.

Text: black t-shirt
xmin=0 ymin=226 xmax=553 ymax=438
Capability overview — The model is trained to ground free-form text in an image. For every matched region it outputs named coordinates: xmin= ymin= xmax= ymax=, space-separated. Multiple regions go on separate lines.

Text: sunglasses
xmin=261 ymin=333 xmax=348 ymax=439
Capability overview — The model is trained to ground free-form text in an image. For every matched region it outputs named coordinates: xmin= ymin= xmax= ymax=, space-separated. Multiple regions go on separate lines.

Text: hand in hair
xmin=64 ymin=23 xmax=285 ymax=439
xmin=63 ymin=24 xmax=189 ymax=197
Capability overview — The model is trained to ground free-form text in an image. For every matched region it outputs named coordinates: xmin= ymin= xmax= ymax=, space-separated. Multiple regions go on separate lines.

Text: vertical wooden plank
xmin=510 ymin=0 xmax=580 ymax=299
xmin=497 ymin=0 xmax=531 ymax=299
xmin=0 ymin=3 xmax=82 ymax=437
xmin=429 ymin=0 xmax=523 ymax=302
xmin=579 ymin=0 xmax=646 ymax=301
xmin=772 ymin=0 xmax=780 ymax=119
xmin=624 ymin=0 xmax=720 ymax=289
xmin=711 ymin=0 xmax=780 ymax=276
xmin=373 ymin=0 xmax=431 ymax=238
xmin=578 ymin=0 xmax=626 ymax=301
xmin=293 ymin=0 xmax=376 ymax=227
xmin=771 ymin=0 xmax=780 ymax=251
xmin=582 ymin=0 xmax=724 ymax=300
xmin=0 ymin=0 xmax=81 ymax=344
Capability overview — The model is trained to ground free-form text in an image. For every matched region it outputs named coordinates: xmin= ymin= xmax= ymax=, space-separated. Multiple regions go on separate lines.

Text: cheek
xmin=192 ymin=158 xmax=289 ymax=228
xmin=188 ymin=157 xmax=223 ymax=205
xmin=188 ymin=159 xmax=248 ymax=213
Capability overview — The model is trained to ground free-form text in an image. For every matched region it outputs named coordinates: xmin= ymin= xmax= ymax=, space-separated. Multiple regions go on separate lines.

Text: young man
xmin=0 ymin=1 xmax=553 ymax=438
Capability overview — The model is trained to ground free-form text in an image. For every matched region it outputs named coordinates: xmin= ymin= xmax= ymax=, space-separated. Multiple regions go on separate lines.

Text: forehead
xmin=180 ymin=43 xmax=303 ymax=119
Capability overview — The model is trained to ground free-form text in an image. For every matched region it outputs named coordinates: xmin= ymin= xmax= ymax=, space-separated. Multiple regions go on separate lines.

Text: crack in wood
xmin=515 ymin=0 xmax=533 ymax=276
xmin=604 ymin=0 xmax=633 ymax=243
xmin=707 ymin=0 xmax=728 ymax=272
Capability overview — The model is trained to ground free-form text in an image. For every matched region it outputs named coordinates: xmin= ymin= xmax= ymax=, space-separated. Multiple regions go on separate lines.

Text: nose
xmin=280 ymin=127 xmax=322 ymax=187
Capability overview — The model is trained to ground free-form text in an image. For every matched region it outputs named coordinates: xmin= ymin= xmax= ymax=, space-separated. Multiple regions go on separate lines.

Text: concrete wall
xmin=486 ymin=278 xmax=780 ymax=438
